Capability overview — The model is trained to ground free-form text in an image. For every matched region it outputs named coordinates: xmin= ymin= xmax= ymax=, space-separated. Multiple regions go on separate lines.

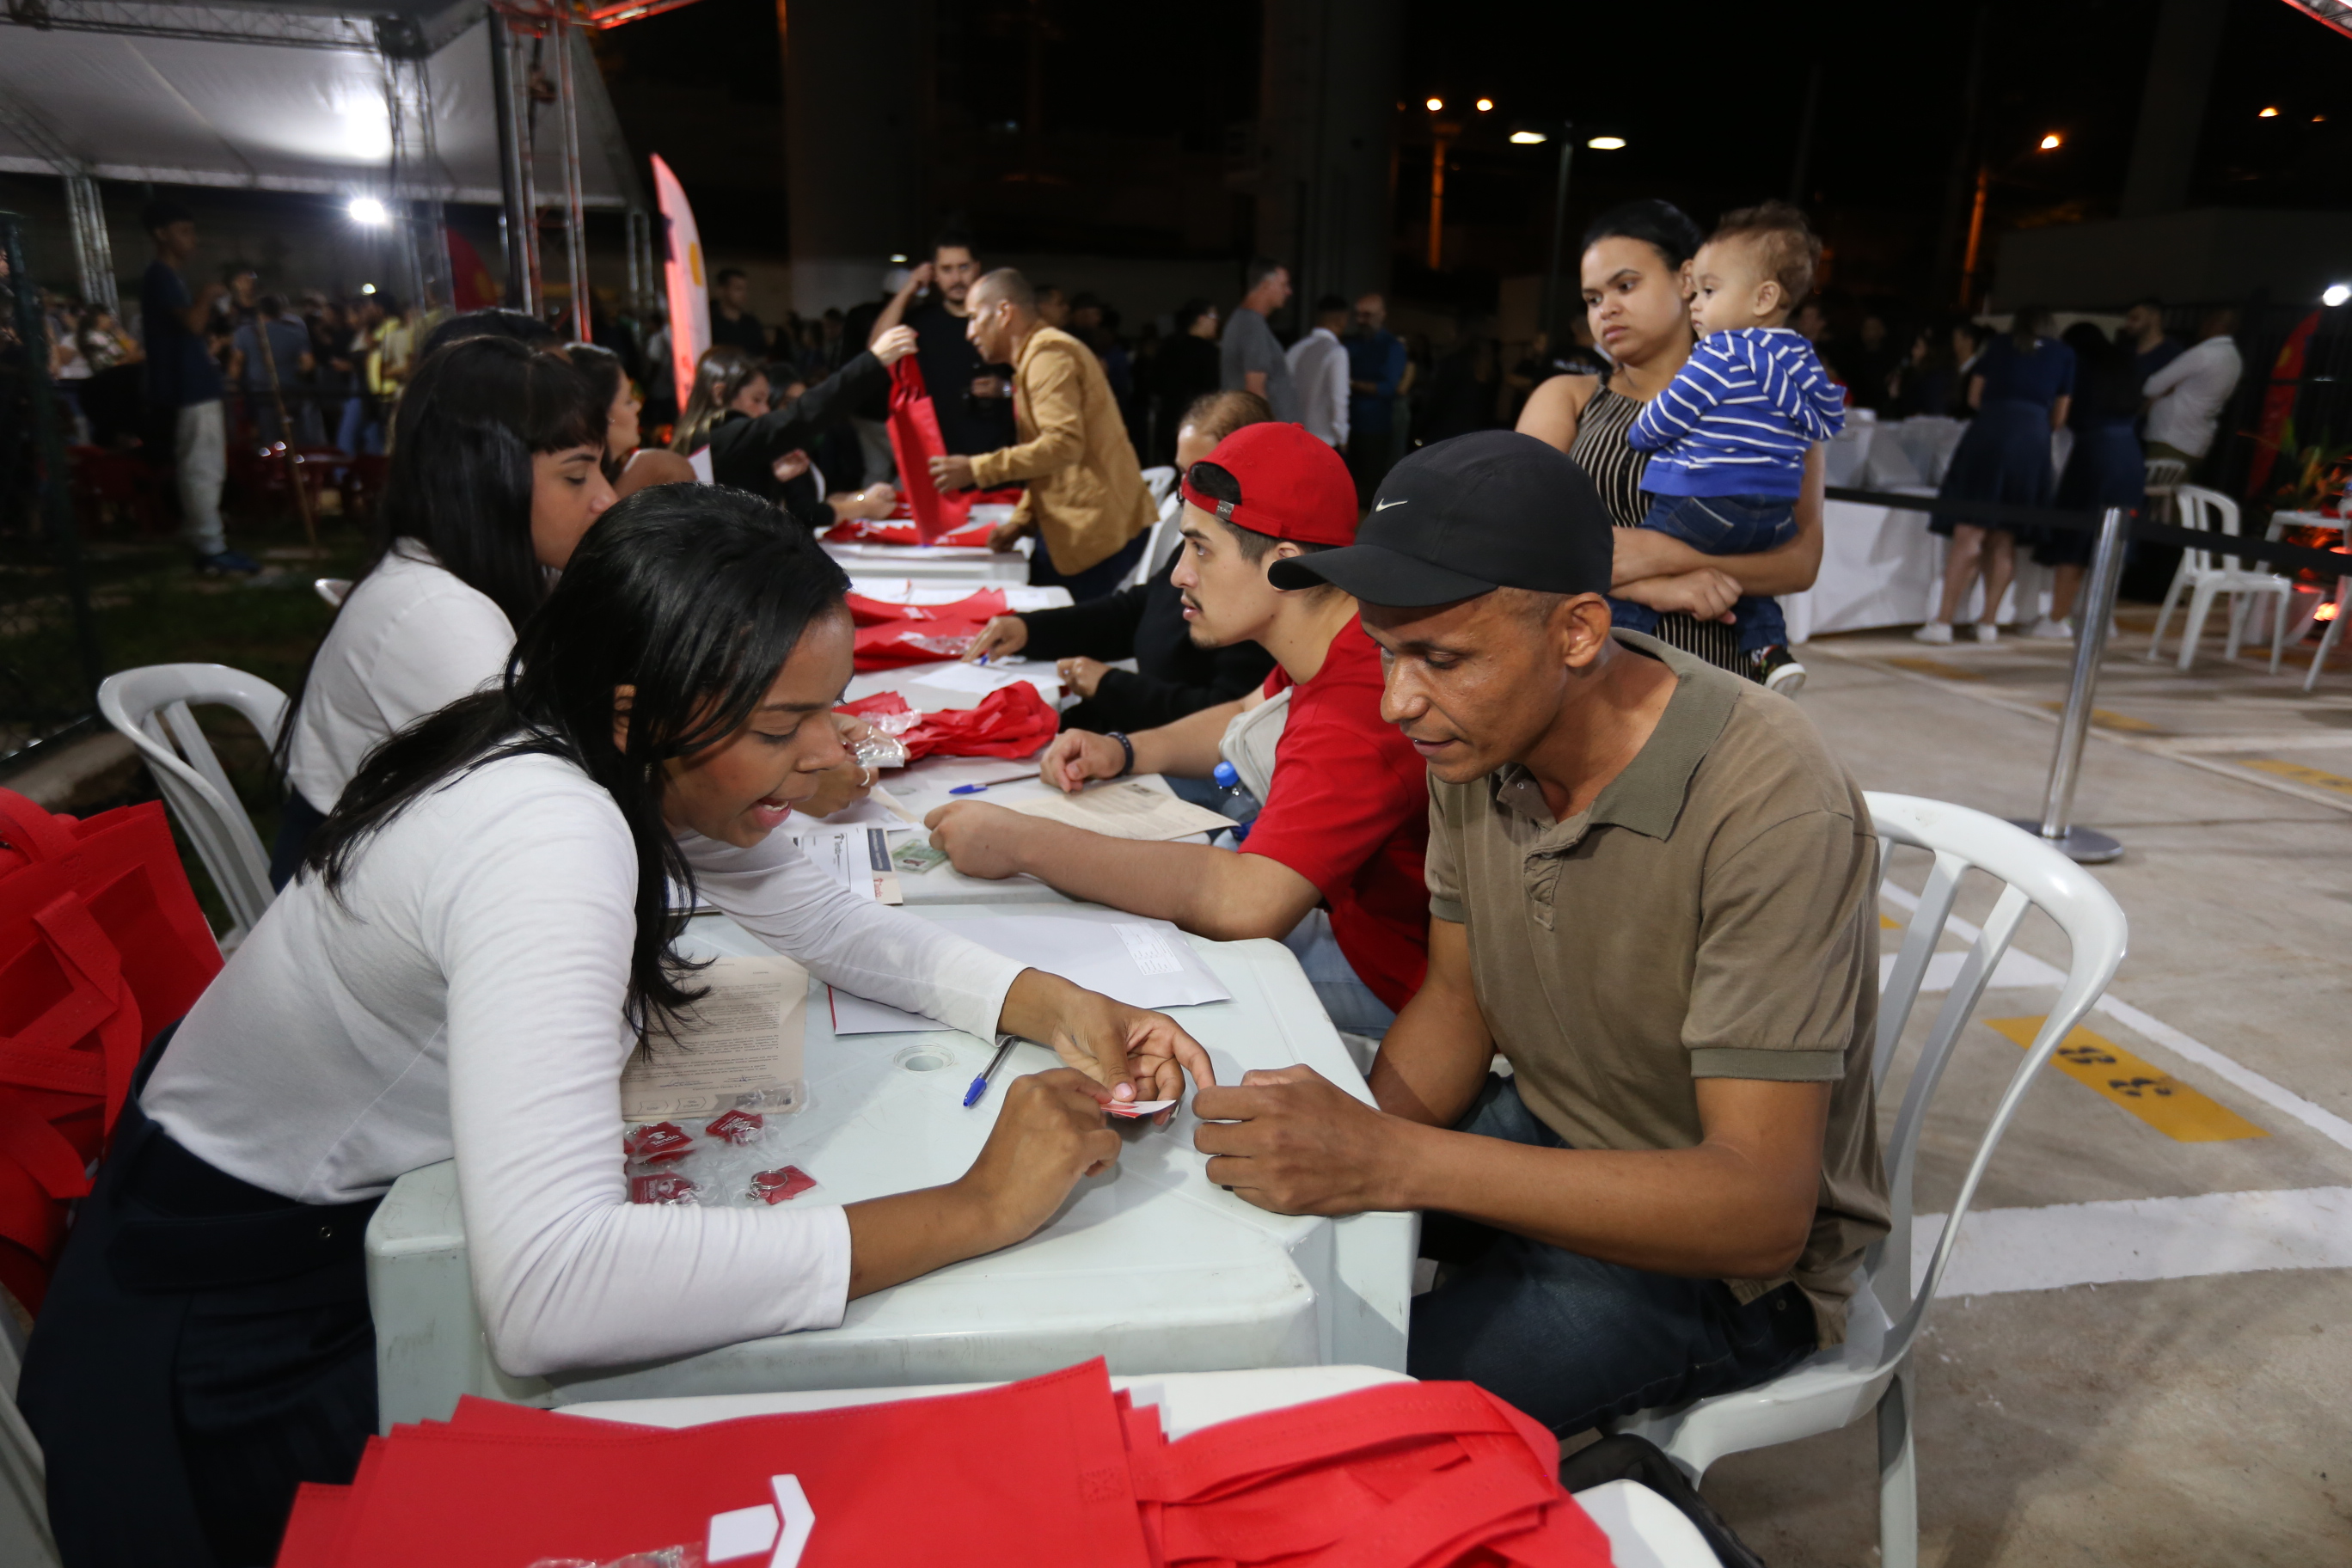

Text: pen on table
xmin=962 ymin=1035 xmax=1018 ymax=1108
xmin=948 ymin=771 xmax=1043 ymax=796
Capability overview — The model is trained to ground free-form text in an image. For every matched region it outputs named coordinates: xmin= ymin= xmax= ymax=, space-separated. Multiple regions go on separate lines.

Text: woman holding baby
xmin=1517 ymin=199 xmax=1829 ymax=689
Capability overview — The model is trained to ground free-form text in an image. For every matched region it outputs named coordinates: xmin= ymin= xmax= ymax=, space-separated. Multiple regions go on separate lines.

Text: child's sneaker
xmin=1752 ymin=644 xmax=1806 ymax=695
xmin=1912 ymin=621 xmax=1954 ymax=645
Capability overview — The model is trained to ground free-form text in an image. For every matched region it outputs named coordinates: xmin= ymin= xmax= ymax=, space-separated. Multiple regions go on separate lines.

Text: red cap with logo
xmin=1180 ymin=422 xmax=1359 ymax=548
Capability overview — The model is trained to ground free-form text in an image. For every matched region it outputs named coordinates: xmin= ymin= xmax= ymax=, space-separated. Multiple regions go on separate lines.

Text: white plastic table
xmin=559 ymin=1367 xmax=1716 ymax=1567
xmin=367 ymin=908 xmax=1414 ymax=1429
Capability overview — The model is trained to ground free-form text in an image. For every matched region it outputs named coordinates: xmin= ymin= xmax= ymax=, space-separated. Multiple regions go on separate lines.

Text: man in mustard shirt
xmin=929 ymin=268 xmax=1156 ymax=598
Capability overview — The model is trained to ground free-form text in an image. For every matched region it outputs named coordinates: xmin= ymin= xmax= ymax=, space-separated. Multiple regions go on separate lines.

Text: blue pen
xmin=962 ymin=1035 xmax=1018 ymax=1108
xmin=949 ymin=771 xmax=1040 ymax=796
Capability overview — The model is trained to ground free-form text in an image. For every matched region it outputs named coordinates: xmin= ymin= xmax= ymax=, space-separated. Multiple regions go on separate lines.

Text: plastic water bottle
xmin=1211 ymin=761 xmax=1259 ymax=843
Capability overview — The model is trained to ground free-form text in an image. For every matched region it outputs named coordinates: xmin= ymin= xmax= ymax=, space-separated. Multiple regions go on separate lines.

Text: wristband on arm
xmin=1106 ymin=731 xmax=1135 ymax=778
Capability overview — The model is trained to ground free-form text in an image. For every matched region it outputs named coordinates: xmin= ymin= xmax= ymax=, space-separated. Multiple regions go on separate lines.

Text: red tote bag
xmin=884 ymin=357 xmax=961 ymax=544
xmin=0 ymin=787 xmax=222 ymax=1311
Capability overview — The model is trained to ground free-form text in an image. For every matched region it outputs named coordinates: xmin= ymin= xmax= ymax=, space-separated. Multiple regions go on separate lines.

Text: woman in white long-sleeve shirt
xmin=272 ymin=335 xmax=618 ymax=885
xmin=21 ymin=487 xmax=1215 ymax=1568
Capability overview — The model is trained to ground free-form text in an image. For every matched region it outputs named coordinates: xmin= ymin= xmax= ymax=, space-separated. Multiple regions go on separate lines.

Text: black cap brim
xmin=1268 ymin=543 xmax=1498 ymax=607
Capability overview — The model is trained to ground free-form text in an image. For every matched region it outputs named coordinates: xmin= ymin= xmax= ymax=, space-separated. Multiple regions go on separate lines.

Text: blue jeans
xmin=1281 ymin=907 xmax=1396 ymax=1041
xmin=1610 ymin=492 xmax=1798 ymax=653
xmin=1406 ymin=1076 xmax=1818 ymax=1435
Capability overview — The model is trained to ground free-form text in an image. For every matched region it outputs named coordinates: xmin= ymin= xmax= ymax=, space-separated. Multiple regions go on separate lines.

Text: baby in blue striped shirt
xmin=1621 ymin=202 xmax=1845 ymax=687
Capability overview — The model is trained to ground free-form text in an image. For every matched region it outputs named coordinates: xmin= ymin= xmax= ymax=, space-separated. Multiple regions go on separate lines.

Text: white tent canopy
xmin=0 ymin=2 xmax=643 ymax=210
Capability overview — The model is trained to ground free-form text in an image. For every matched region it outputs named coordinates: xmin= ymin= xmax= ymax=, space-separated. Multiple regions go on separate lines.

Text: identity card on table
xmin=829 ymin=911 xmax=1229 ymax=1033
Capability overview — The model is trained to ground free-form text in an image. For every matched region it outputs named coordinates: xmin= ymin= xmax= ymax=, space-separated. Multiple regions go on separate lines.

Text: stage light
xmin=2038 ymin=133 xmax=2061 ymax=150
xmin=1586 ymin=135 xmax=1626 ymax=150
xmin=2259 ymin=106 xmax=2280 ymax=118
xmin=1475 ymin=98 xmax=1494 ymax=113
xmin=348 ymin=196 xmax=389 ymax=225
xmin=889 ymin=254 xmax=907 ymax=263
xmin=1510 ymin=130 xmax=1547 ymax=144
xmin=359 ymin=283 xmax=377 ymax=295
xmin=2324 ymin=283 xmax=2351 ymax=308
xmin=1425 ymin=97 xmax=1443 ymax=112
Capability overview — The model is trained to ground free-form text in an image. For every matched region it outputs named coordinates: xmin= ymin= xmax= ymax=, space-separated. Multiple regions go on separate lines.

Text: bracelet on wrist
xmin=1106 ymin=731 xmax=1135 ymax=778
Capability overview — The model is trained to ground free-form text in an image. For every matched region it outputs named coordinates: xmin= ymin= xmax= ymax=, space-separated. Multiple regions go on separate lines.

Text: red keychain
xmin=751 ymin=1166 xmax=818 ymax=1204
xmin=706 ymin=1109 xmax=765 ymax=1146
xmin=623 ymin=1123 xmax=693 ymax=1163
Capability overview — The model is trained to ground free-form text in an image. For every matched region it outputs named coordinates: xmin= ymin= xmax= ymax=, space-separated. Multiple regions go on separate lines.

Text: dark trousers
xmin=1027 ymin=529 xmax=1149 ymax=601
xmin=1406 ymin=1076 xmax=1818 ymax=1436
xmin=17 ymin=1026 xmax=381 ymax=1568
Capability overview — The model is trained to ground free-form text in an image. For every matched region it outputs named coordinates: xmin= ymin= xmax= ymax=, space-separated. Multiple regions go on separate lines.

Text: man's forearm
xmin=998 ymin=819 xmax=1313 ymax=940
xmin=867 ymin=285 xmax=916 ymax=346
xmin=1383 ymin=1124 xmax=1814 ymax=1279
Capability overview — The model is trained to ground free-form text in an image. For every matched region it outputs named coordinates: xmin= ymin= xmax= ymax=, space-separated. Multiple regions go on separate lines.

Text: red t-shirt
xmin=1240 ymin=614 xmax=1431 ymax=1012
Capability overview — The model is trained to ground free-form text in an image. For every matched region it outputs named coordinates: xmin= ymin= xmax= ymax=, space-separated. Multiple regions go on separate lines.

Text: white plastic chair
xmin=1140 ymin=464 xmax=1179 ymax=505
xmin=2144 ymin=485 xmax=2293 ymax=672
xmin=2302 ymin=572 xmax=2350 ymax=692
xmin=1607 ymin=793 xmax=2128 ymax=1568
xmin=2139 ymin=456 xmax=2188 ymax=527
xmin=1123 ymin=487 xmax=1185 ymax=591
xmin=96 ymin=663 xmax=290 ymax=949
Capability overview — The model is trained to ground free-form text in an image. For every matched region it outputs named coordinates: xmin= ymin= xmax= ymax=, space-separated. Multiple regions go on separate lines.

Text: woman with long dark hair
xmin=273 ymin=336 xmax=613 ymax=880
xmin=568 ymin=340 xmax=696 ymax=499
xmin=671 ymin=335 xmax=913 ymax=529
xmin=21 ymin=487 xmax=1210 ymax=1566
xmin=1516 ymin=199 xmax=1826 ymax=682
xmin=1916 ymin=304 xmax=2074 ymax=643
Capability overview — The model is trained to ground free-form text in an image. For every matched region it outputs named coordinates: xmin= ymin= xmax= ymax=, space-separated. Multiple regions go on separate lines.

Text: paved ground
xmin=1704 ymin=609 xmax=2352 ymax=1564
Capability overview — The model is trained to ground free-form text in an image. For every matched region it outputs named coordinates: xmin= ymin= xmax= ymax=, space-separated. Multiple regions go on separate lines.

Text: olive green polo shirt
xmin=1424 ymin=632 xmax=1890 ymax=1345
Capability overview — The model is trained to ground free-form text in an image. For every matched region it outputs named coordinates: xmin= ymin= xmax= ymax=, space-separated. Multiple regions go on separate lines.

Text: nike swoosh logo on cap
xmin=1374 ymin=498 xmax=1408 ymax=510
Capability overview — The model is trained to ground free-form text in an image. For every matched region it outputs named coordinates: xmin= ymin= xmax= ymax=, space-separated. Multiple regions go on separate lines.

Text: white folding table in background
xmin=367 ymin=907 xmax=1413 ymax=1429
xmin=560 ymin=1366 xmax=1719 ymax=1568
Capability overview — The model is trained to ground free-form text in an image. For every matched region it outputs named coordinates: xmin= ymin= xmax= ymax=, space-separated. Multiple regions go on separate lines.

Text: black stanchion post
xmin=2012 ymin=505 xmax=2128 ymax=864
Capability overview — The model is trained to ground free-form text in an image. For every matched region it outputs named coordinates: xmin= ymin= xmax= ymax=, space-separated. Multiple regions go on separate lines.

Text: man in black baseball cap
xmin=1195 ymin=429 xmax=1888 ymax=1442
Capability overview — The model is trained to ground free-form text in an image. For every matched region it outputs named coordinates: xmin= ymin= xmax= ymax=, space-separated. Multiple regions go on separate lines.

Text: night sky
xmin=593 ymin=0 xmax=2352 ymax=309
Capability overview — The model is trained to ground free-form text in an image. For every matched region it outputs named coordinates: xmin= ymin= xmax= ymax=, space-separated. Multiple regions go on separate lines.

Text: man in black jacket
xmin=959 ymin=390 xmax=1276 ymax=733
xmin=705 ymin=327 xmax=917 ymax=530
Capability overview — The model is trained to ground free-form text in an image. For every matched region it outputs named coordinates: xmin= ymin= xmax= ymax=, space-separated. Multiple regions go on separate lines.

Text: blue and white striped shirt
xmin=1626 ymin=328 xmax=1845 ymax=499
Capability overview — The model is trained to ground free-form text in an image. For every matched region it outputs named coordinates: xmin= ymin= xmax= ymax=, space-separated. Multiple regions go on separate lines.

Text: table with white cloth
xmin=367 ymin=908 xmax=1414 ymax=1428
xmin=560 ymin=1366 xmax=1720 ymax=1568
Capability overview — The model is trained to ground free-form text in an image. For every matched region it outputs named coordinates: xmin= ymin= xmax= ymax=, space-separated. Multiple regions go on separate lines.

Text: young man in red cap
xmin=924 ymin=421 xmax=1430 ymax=1038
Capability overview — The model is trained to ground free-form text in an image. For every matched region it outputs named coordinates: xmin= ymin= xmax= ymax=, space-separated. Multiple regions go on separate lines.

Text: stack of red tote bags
xmin=275 ymin=1359 xmax=1609 ymax=1567
xmin=0 ymin=788 xmax=222 ymax=1312
xmin=845 ymin=588 xmax=1013 ymax=671
xmin=835 ymin=689 xmax=1058 ymax=762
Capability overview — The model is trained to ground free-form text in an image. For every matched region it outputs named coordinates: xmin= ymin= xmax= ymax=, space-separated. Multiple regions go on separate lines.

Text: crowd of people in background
xmin=21 ymin=191 xmax=2255 ymax=626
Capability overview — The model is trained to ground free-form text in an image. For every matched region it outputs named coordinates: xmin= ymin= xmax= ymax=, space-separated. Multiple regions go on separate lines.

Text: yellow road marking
xmin=2239 ymin=758 xmax=2352 ymax=798
xmin=1986 ymin=1017 xmax=2267 ymax=1142
xmin=1886 ymin=657 xmax=1982 ymax=681
xmin=2037 ymin=701 xmax=2168 ymax=734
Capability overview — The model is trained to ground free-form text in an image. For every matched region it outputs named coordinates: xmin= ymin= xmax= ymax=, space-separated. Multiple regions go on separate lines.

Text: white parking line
xmin=1879 ymin=879 xmax=2352 ymax=1155
xmin=1914 ymin=1187 xmax=2352 ymax=1296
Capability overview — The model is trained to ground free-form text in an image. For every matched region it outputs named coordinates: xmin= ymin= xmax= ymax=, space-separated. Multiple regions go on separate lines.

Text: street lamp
xmin=2038 ymin=132 xmax=2062 ymax=150
xmin=348 ymin=196 xmax=389 ymax=225
xmin=1513 ymin=119 xmax=1581 ymax=350
xmin=2324 ymin=283 xmax=2351 ymax=308
xmin=1585 ymin=135 xmax=1626 ymax=150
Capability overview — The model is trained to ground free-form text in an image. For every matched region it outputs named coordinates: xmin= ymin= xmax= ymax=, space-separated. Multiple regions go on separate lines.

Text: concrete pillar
xmin=782 ymin=0 xmax=925 ymax=315
xmin=2120 ymin=0 xmax=2228 ymax=220
xmin=1253 ymin=0 xmax=1401 ymax=326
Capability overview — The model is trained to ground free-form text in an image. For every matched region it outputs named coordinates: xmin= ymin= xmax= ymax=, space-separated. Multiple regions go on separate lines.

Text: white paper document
xmin=787 ymin=824 xmax=904 ymax=901
xmin=1001 ymin=780 xmax=1232 ymax=842
xmin=622 ymin=953 xmax=809 ymax=1120
xmin=827 ymin=912 xmax=1231 ymax=1034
